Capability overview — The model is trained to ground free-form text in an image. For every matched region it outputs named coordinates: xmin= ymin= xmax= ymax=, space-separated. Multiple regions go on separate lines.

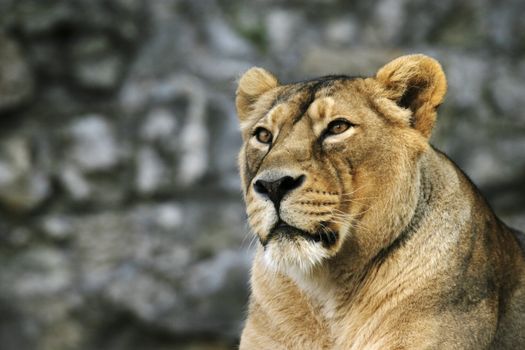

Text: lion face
xmin=236 ymin=55 xmax=446 ymax=274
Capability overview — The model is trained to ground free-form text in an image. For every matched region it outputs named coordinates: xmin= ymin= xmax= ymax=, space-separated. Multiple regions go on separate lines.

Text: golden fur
xmin=236 ymin=54 xmax=525 ymax=349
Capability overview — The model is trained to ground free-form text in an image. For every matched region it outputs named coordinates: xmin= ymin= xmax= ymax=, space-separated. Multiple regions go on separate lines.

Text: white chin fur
xmin=263 ymin=237 xmax=330 ymax=275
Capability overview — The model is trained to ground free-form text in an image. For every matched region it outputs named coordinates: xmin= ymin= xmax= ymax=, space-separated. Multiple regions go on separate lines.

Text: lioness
xmin=235 ymin=54 xmax=525 ymax=349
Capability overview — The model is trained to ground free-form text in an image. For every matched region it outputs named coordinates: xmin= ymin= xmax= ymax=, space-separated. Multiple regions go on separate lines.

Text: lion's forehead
xmin=252 ymin=78 xmax=370 ymax=131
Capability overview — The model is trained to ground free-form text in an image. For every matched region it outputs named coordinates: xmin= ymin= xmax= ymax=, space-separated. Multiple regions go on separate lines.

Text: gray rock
xmin=206 ymin=16 xmax=253 ymax=57
xmin=190 ymin=54 xmax=253 ymax=81
xmin=123 ymin=74 xmax=209 ymax=187
xmin=440 ymin=53 xmax=491 ymax=115
xmin=366 ymin=0 xmax=407 ymax=44
xmin=3 ymin=227 xmax=32 ymax=247
xmin=490 ymin=63 xmax=525 ymax=121
xmin=64 ymin=200 xmax=249 ymax=336
xmin=1 ymin=247 xmax=72 ymax=298
xmin=58 ymin=165 xmax=92 ymax=201
xmin=0 ymin=137 xmax=50 ymax=212
xmin=207 ymin=97 xmax=243 ymax=192
xmin=186 ymin=250 xmax=251 ymax=298
xmin=140 ymin=108 xmax=178 ymax=143
xmin=6 ymin=1 xmax=73 ymax=35
xmin=40 ymin=215 xmax=73 ymax=241
xmin=58 ymin=115 xmax=128 ymax=204
xmin=463 ymin=135 xmax=525 ymax=187
xmin=135 ymin=146 xmax=168 ymax=195
xmin=301 ymin=47 xmax=403 ymax=76
xmin=113 ymin=0 xmax=144 ymax=14
xmin=265 ymin=9 xmax=301 ymax=53
xmin=324 ymin=17 xmax=358 ymax=47
xmin=485 ymin=0 xmax=525 ymax=53
xmin=0 ymin=34 xmax=34 ymax=112
xmin=70 ymin=36 xmax=124 ymax=90
xmin=67 ymin=115 xmax=120 ymax=172
xmin=153 ymin=203 xmax=184 ymax=230
xmin=74 ymin=55 xmax=123 ymax=89
xmin=107 ymin=269 xmax=178 ymax=322
xmin=177 ymin=118 xmax=208 ymax=186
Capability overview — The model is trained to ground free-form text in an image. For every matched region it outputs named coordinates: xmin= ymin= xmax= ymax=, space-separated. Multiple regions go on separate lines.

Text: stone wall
xmin=0 ymin=0 xmax=524 ymax=349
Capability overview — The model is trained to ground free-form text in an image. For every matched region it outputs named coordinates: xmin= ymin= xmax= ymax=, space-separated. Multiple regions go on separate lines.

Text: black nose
xmin=254 ymin=175 xmax=305 ymax=208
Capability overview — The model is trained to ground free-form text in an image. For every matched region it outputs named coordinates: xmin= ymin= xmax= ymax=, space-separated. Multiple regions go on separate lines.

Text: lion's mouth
xmin=262 ymin=220 xmax=338 ymax=247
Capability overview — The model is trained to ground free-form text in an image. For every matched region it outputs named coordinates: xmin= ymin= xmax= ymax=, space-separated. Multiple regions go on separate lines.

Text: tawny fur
xmin=236 ymin=54 xmax=525 ymax=349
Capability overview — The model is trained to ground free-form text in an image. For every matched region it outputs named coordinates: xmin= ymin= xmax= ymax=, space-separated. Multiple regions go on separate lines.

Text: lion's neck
xmin=286 ymin=263 xmax=340 ymax=320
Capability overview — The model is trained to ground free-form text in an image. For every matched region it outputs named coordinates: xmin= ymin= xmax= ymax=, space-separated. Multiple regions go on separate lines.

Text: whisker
xmin=339 ymin=184 xmax=371 ymax=197
xmin=240 ymin=230 xmax=251 ymax=248
xmin=328 ymin=209 xmax=373 ymax=235
xmin=240 ymin=222 xmax=257 ymax=249
xmin=333 ymin=203 xmax=378 ymax=218
xmin=248 ymin=234 xmax=259 ymax=251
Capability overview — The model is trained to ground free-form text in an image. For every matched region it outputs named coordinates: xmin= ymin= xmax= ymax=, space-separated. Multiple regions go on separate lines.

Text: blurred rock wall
xmin=0 ymin=0 xmax=524 ymax=349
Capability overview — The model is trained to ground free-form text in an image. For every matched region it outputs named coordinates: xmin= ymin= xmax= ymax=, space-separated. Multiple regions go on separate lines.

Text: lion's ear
xmin=236 ymin=67 xmax=278 ymax=122
xmin=376 ymin=54 xmax=447 ymax=138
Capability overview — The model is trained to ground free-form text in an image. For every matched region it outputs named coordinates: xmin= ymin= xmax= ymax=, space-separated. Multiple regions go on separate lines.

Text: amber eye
xmin=254 ymin=127 xmax=273 ymax=144
xmin=326 ymin=119 xmax=352 ymax=135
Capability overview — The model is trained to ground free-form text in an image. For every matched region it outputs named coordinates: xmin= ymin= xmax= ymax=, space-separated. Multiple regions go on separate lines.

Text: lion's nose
xmin=254 ymin=175 xmax=305 ymax=208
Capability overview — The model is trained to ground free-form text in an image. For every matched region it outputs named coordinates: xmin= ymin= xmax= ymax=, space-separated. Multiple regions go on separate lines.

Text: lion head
xmin=236 ymin=55 xmax=447 ymax=275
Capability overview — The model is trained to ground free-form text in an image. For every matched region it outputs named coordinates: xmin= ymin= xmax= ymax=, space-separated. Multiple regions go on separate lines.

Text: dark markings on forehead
xmin=292 ymin=74 xmax=363 ymax=86
xmin=270 ymin=75 xmax=363 ymax=125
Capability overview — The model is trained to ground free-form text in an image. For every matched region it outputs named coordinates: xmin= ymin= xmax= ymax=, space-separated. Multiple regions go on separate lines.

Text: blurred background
xmin=0 ymin=0 xmax=524 ymax=349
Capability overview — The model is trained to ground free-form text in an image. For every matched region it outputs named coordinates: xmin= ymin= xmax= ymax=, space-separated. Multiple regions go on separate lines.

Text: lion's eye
xmin=326 ymin=119 xmax=352 ymax=135
xmin=254 ymin=127 xmax=272 ymax=144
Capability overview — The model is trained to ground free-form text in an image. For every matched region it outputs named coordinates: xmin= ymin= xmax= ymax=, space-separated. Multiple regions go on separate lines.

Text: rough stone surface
xmin=0 ymin=0 xmax=524 ymax=349
xmin=0 ymin=34 xmax=34 ymax=112
xmin=0 ymin=136 xmax=50 ymax=212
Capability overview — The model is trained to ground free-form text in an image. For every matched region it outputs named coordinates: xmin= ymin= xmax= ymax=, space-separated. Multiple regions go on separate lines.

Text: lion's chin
xmin=262 ymin=236 xmax=332 ymax=275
